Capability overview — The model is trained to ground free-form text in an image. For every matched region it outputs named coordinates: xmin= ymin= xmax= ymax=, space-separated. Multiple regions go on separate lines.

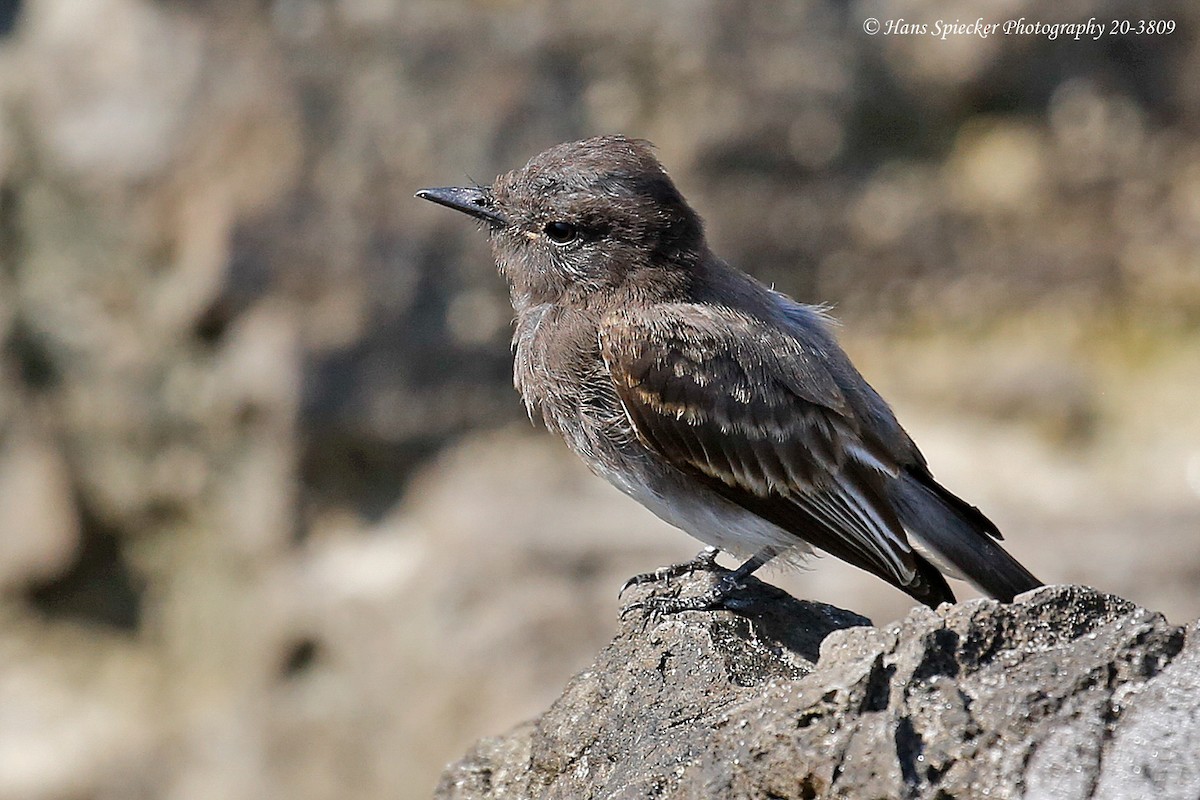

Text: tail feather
xmin=909 ymin=467 xmax=1004 ymax=540
xmin=892 ymin=473 xmax=1042 ymax=603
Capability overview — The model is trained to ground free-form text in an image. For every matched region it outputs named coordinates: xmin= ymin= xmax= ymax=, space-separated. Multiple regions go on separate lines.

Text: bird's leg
xmin=618 ymin=546 xmax=723 ymax=599
xmin=621 ymin=546 xmax=780 ymax=617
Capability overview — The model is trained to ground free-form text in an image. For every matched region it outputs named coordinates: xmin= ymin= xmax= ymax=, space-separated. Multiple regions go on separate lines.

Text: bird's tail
xmin=891 ymin=473 xmax=1042 ymax=603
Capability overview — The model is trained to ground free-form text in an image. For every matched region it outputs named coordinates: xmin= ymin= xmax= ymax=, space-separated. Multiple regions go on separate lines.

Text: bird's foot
xmin=618 ymin=547 xmax=723 ymax=600
xmin=619 ymin=569 xmax=749 ymax=620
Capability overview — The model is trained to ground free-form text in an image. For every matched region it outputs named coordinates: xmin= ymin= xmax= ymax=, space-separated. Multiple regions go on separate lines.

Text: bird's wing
xmin=599 ymin=303 xmax=927 ymax=591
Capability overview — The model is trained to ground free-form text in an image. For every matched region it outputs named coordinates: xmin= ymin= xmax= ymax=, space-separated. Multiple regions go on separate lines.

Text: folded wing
xmin=600 ymin=303 xmax=955 ymax=605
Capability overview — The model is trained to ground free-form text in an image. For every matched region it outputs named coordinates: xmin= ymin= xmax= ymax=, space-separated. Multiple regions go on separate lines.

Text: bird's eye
xmin=543 ymin=221 xmax=579 ymax=245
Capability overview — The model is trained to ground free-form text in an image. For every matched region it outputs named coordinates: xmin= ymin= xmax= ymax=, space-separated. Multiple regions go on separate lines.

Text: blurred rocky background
xmin=0 ymin=0 xmax=1198 ymax=798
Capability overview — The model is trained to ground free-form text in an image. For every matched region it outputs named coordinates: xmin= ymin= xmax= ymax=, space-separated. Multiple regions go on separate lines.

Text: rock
xmin=436 ymin=578 xmax=1197 ymax=800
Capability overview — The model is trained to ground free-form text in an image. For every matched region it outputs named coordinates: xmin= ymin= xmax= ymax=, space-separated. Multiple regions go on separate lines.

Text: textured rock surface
xmin=437 ymin=579 xmax=1198 ymax=800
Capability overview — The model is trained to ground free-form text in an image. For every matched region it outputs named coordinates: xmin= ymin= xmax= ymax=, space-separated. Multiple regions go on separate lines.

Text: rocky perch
xmin=435 ymin=575 xmax=1199 ymax=800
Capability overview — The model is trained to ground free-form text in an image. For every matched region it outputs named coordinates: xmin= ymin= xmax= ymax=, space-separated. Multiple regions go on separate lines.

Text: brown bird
xmin=417 ymin=135 xmax=1041 ymax=611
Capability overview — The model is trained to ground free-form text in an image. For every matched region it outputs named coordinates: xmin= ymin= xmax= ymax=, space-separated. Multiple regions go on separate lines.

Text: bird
xmin=416 ymin=135 xmax=1042 ymax=612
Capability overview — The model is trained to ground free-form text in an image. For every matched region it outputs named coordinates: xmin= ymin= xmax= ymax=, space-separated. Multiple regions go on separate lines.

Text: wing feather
xmin=601 ymin=303 xmax=926 ymax=591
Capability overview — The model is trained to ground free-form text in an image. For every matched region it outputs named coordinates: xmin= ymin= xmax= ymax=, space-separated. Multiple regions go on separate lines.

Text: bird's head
xmin=417 ymin=136 xmax=704 ymax=310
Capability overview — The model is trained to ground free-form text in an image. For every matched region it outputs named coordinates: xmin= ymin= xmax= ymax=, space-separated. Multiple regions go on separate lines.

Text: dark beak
xmin=415 ymin=186 xmax=506 ymax=227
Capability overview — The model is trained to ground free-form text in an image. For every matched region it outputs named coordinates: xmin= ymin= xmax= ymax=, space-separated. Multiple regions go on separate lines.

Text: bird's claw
xmin=618 ymin=547 xmax=723 ymax=599
xmin=618 ymin=571 xmax=749 ymax=623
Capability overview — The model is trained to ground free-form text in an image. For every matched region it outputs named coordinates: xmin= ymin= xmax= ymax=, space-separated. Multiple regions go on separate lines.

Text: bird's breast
xmin=511 ymin=304 xmax=636 ymax=463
